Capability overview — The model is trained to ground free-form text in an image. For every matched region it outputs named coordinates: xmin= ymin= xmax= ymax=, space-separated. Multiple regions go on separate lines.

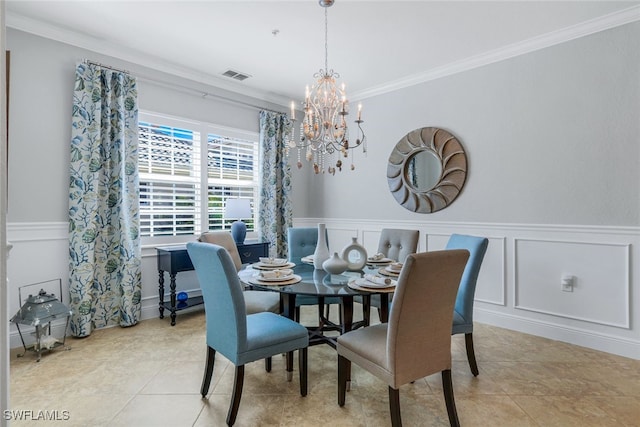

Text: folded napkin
xmin=364 ymin=274 xmax=392 ymax=286
xmin=387 ymin=262 xmax=403 ymax=272
xmin=258 ymin=269 xmax=293 ymax=279
xmin=259 ymin=257 xmax=287 ymax=265
xmin=368 ymin=253 xmax=386 ymax=261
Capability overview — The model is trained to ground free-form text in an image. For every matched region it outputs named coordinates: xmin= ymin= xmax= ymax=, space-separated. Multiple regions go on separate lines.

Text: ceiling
xmin=6 ymin=1 xmax=640 ymax=106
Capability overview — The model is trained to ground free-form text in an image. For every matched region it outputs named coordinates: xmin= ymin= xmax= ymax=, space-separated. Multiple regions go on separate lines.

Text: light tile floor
xmin=9 ymin=306 xmax=640 ymax=426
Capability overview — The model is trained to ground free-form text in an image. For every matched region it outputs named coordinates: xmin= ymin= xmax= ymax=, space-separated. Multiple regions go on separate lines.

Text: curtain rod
xmin=81 ymin=58 xmax=285 ymax=115
xmin=82 ymin=59 xmax=130 ymax=75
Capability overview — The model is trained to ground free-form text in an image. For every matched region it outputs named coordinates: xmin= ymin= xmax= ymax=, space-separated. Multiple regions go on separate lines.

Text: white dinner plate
xmin=248 ymin=274 xmax=302 ymax=286
xmin=348 ymin=279 xmax=396 ymax=293
xmin=258 ymin=257 xmax=288 ymax=265
xmin=253 ymin=273 xmax=294 ymax=282
xmin=354 ymin=277 xmax=396 ymax=289
xmin=367 ymin=258 xmax=394 ymax=264
xmin=253 ymin=261 xmax=296 ymax=270
xmin=378 ymin=268 xmax=399 ymax=277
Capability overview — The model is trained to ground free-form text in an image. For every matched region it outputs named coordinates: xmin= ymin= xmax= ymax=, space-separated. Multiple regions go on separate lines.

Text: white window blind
xmin=138 ymin=113 xmax=259 ymax=240
xmin=206 ymin=133 xmax=258 ymax=231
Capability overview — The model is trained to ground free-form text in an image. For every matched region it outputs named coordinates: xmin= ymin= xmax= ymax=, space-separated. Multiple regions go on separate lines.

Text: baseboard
xmin=475 ymin=308 xmax=640 ymax=360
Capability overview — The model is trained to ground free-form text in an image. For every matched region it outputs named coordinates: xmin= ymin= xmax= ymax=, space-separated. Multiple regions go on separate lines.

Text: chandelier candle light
xmin=289 ymin=0 xmax=366 ymax=175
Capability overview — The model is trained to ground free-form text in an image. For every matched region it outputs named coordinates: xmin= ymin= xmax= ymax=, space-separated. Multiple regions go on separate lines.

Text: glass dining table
xmin=238 ymin=262 xmax=393 ymax=348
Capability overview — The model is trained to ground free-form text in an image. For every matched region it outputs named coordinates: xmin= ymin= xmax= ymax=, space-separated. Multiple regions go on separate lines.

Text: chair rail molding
xmin=7 ymin=221 xmax=67 ymax=242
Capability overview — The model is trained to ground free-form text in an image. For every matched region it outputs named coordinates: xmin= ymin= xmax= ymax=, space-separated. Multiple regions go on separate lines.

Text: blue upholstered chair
xmin=287 ymin=227 xmax=341 ymax=323
xmin=445 ymin=234 xmax=489 ymax=376
xmin=287 ymin=227 xmax=326 ymax=265
xmin=337 ymin=250 xmax=470 ymax=427
xmin=187 ymin=242 xmax=309 ymax=426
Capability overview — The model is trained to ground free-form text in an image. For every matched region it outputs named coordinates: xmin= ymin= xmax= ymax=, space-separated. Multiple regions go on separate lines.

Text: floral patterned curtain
xmin=68 ymin=63 xmax=140 ymax=337
xmin=258 ymin=111 xmax=293 ymax=258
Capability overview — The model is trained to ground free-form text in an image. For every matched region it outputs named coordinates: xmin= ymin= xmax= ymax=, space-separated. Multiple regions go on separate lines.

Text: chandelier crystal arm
xmin=287 ymin=0 xmax=366 ymax=175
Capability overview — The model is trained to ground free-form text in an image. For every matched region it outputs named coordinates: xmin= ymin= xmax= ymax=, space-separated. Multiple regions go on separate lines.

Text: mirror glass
xmin=405 ymin=150 xmax=441 ymax=192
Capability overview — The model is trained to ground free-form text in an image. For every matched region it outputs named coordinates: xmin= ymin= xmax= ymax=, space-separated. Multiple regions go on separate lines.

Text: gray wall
xmin=9 ymin=23 xmax=637 ymax=227
xmin=291 ymin=21 xmax=640 ymax=227
xmin=6 ymin=29 xmax=285 ymax=223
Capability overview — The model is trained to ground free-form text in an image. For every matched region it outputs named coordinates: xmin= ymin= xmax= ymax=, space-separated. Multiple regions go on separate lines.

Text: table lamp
xmin=225 ymin=198 xmax=252 ymax=244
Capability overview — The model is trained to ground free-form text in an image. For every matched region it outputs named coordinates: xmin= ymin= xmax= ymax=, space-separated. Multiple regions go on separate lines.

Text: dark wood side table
xmin=156 ymin=240 xmax=269 ymax=325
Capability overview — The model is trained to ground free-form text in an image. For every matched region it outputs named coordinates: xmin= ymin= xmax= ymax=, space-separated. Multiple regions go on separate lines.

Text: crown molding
xmin=5 ymin=13 xmax=292 ymax=108
xmin=351 ymin=4 xmax=640 ymax=101
xmin=7 ymin=5 xmax=640 ymax=105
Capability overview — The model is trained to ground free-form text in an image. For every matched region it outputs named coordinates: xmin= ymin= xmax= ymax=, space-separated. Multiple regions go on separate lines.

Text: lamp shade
xmin=225 ymin=199 xmax=252 ymax=244
xmin=224 ymin=198 xmax=252 ymax=219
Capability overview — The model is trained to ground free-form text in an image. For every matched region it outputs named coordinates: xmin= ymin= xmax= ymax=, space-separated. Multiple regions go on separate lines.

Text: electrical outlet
xmin=561 ymin=276 xmax=574 ymax=292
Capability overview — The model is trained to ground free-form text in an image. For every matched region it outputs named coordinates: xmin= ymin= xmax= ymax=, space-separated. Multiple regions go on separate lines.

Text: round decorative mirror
xmin=387 ymin=127 xmax=467 ymax=213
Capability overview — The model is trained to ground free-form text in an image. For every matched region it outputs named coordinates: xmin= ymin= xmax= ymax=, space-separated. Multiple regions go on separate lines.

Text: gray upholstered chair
xmin=187 ymin=242 xmax=308 ymax=426
xmin=446 ymin=234 xmax=489 ymax=376
xmin=376 ymin=228 xmax=419 ymax=262
xmin=287 ymin=227 xmax=341 ymax=323
xmin=337 ymin=249 xmax=469 ymax=427
xmin=357 ymin=228 xmax=420 ymax=317
xmin=199 ymin=231 xmax=280 ymax=314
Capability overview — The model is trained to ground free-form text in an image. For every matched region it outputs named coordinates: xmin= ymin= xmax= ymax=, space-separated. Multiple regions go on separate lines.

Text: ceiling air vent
xmin=222 ymin=69 xmax=251 ymax=81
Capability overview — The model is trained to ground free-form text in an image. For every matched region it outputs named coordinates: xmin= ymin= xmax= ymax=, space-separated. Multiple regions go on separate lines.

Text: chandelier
xmin=288 ymin=0 xmax=366 ymax=175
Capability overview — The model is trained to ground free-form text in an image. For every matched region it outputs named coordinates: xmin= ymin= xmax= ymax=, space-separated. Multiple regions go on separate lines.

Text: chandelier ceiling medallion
xmin=289 ymin=0 xmax=366 ymax=175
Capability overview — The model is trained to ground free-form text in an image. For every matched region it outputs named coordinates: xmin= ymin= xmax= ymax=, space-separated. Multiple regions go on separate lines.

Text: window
xmin=138 ymin=112 xmax=259 ymax=241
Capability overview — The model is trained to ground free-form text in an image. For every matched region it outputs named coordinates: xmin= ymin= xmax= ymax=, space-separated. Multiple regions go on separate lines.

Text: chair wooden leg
xmin=442 ymin=369 xmax=460 ymax=427
xmin=200 ymin=346 xmax=216 ymax=397
xmin=388 ymin=386 xmax=402 ymax=427
xmin=227 ymin=365 xmax=245 ymax=426
xmin=286 ymin=351 xmax=294 ymax=381
xmin=294 ymin=306 xmax=301 ymax=322
xmin=362 ymin=297 xmax=371 ymax=326
xmin=464 ymin=333 xmax=479 ymax=376
xmin=337 ymin=355 xmax=350 ymax=406
xmin=299 ymin=347 xmax=308 ymax=396
xmin=265 ymin=356 xmax=272 ymax=372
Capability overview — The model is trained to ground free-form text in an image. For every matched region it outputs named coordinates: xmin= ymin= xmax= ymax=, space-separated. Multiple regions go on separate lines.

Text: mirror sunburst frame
xmin=387 ymin=127 xmax=467 ymax=213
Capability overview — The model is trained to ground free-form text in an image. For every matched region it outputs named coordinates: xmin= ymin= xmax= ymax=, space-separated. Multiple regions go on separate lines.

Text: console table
xmin=156 ymin=240 xmax=269 ymax=325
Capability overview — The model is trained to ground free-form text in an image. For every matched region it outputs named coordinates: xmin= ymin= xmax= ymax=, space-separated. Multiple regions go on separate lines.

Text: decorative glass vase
xmin=322 ymin=252 xmax=349 ymax=275
xmin=341 ymin=237 xmax=367 ymax=271
xmin=313 ymin=223 xmax=330 ymax=270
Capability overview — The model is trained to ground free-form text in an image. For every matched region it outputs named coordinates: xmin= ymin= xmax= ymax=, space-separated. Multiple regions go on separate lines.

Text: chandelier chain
xmin=324 ymin=7 xmax=329 ymax=72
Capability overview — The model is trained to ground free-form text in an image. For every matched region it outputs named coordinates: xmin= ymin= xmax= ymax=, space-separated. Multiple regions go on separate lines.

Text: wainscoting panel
xmin=325 ymin=226 xmax=359 ymax=255
xmin=295 ymin=218 xmax=639 ymax=359
xmin=475 ymin=236 xmax=506 ymax=306
xmin=9 ymin=220 xmax=640 ymax=359
xmin=426 ymin=233 xmax=506 ymax=306
xmin=514 ymin=238 xmax=630 ymax=329
xmin=361 ymin=228 xmax=383 ymax=256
